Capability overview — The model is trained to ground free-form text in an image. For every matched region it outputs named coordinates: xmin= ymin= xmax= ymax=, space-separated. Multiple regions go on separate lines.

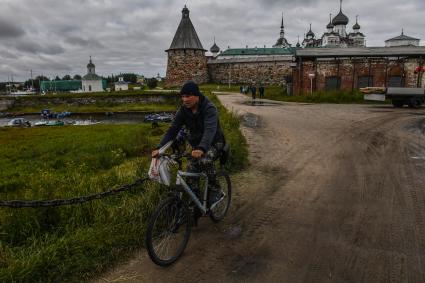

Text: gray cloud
xmin=0 ymin=0 xmax=424 ymax=81
xmin=0 ymin=19 xmax=25 ymax=38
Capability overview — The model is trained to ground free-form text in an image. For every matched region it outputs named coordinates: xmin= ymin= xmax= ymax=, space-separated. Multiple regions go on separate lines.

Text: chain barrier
xmin=0 ymin=177 xmax=149 ymax=208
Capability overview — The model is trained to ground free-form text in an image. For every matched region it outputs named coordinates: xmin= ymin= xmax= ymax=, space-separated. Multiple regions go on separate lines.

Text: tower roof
xmin=306 ymin=24 xmax=315 ymax=38
xmin=210 ymin=38 xmax=220 ymax=53
xmin=353 ymin=16 xmax=360 ymax=30
xmin=385 ymin=29 xmax=419 ymax=42
xmin=326 ymin=14 xmax=334 ymax=29
xmin=332 ymin=0 xmax=349 ymax=25
xmin=87 ymin=56 xmax=95 ymax=68
xmin=167 ymin=5 xmax=205 ymax=51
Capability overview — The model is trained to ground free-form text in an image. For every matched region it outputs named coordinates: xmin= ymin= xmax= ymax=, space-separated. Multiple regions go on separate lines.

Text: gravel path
xmin=96 ymin=94 xmax=425 ymax=282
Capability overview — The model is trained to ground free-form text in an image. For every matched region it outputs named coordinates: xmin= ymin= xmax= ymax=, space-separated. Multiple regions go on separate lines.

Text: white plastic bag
xmin=148 ymin=156 xmax=175 ymax=186
xmin=148 ymin=141 xmax=175 ymax=186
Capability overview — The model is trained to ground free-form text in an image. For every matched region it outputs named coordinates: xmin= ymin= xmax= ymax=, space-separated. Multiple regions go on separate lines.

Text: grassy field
xmin=3 ymin=91 xmax=180 ymax=113
xmin=201 ymin=83 xmax=384 ymax=104
xmin=0 ymin=94 xmax=248 ymax=282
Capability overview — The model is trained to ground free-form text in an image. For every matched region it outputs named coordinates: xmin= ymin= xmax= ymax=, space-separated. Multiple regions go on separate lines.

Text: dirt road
xmin=97 ymin=94 xmax=425 ymax=282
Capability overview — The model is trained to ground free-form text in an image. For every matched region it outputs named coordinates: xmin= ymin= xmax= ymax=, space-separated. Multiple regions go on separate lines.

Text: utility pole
xmin=31 ymin=69 xmax=34 ymax=90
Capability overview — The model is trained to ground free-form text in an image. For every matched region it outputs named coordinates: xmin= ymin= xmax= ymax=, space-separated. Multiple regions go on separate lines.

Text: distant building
xmin=385 ymin=30 xmax=420 ymax=47
xmin=165 ymin=4 xmax=425 ymax=93
xmin=41 ymin=80 xmax=82 ymax=93
xmin=303 ymin=1 xmax=365 ymax=48
xmin=82 ymin=57 xmax=105 ymax=92
xmin=115 ymin=76 xmax=129 ymax=91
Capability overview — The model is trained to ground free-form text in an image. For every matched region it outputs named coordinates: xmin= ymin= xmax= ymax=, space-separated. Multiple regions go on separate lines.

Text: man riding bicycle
xmin=151 ymin=81 xmax=226 ymax=207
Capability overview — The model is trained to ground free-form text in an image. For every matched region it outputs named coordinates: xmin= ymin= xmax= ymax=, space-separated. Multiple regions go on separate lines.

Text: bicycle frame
xmin=176 ymin=170 xmax=209 ymax=215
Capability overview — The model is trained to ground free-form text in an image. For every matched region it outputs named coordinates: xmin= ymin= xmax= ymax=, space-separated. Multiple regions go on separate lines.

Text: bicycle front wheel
xmin=209 ymin=171 xmax=232 ymax=223
xmin=145 ymin=196 xmax=192 ymax=266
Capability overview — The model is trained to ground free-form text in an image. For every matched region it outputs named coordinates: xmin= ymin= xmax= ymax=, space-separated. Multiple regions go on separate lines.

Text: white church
xmin=82 ymin=57 xmax=104 ymax=93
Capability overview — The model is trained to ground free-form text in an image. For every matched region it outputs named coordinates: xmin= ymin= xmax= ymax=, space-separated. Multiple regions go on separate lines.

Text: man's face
xmin=181 ymin=95 xmax=199 ymax=108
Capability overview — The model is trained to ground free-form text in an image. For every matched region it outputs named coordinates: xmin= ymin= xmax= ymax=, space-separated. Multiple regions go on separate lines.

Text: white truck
xmin=363 ymin=87 xmax=425 ymax=108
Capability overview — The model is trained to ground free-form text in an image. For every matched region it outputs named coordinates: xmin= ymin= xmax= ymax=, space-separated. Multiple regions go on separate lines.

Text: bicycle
xmin=145 ymin=141 xmax=232 ymax=266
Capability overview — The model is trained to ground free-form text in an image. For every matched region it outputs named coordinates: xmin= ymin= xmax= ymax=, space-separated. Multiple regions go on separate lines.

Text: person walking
xmin=259 ymin=85 xmax=265 ymax=99
xmin=251 ymin=84 xmax=257 ymax=103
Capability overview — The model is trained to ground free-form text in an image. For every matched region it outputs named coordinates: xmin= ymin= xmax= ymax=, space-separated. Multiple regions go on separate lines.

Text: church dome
xmin=87 ymin=60 xmax=95 ymax=69
xmin=332 ymin=10 xmax=349 ymax=26
xmin=306 ymin=25 xmax=315 ymax=38
xmin=210 ymin=42 xmax=220 ymax=53
xmin=326 ymin=14 xmax=334 ymax=29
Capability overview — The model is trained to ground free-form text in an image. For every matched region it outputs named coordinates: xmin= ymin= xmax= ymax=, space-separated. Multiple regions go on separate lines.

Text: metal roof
xmin=385 ymin=33 xmax=419 ymax=42
xmin=167 ymin=6 xmax=205 ymax=51
xmin=296 ymin=47 xmax=425 ymax=58
xmin=208 ymin=55 xmax=293 ymax=64
xmin=219 ymin=47 xmax=295 ymax=57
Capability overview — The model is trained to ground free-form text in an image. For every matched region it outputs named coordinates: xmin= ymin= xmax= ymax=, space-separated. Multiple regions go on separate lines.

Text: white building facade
xmin=114 ymin=77 xmax=129 ymax=91
xmin=82 ymin=57 xmax=104 ymax=93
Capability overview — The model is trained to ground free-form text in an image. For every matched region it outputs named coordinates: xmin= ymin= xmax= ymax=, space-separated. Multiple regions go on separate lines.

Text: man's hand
xmin=191 ymin=149 xmax=204 ymax=159
xmin=151 ymin=149 xmax=159 ymax=158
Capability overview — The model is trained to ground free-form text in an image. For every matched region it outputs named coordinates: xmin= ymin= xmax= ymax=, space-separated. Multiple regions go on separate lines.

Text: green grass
xmin=0 ymin=92 xmax=248 ymax=282
xmin=4 ymin=91 xmax=180 ymax=113
xmin=201 ymin=83 xmax=383 ymax=104
xmin=0 ymin=90 xmax=179 ymax=99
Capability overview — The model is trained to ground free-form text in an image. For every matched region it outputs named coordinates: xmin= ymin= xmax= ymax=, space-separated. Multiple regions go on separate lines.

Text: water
xmin=0 ymin=112 xmax=173 ymax=127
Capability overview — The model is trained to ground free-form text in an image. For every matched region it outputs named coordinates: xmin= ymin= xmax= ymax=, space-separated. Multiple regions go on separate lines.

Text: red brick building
xmin=293 ymin=47 xmax=425 ymax=95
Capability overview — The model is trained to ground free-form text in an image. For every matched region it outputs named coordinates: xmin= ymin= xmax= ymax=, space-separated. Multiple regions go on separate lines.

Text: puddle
xmin=241 ymin=100 xmax=281 ymax=107
xmin=241 ymin=113 xmax=260 ymax=128
xmin=405 ymin=118 xmax=425 ymax=136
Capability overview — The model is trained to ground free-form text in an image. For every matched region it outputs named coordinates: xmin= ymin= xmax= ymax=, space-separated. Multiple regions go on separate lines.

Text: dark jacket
xmin=158 ymin=94 xmax=224 ymax=152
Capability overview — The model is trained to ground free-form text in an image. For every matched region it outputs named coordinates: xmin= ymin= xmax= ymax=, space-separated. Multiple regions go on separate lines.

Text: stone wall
xmin=208 ymin=60 xmax=293 ymax=85
xmin=0 ymin=98 xmax=14 ymax=111
xmin=293 ymin=57 xmax=424 ymax=94
xmin=165 ymin=49 xmax=208 ymax=87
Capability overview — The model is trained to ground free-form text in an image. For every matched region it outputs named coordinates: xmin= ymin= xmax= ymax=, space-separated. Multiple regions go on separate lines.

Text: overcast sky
xmin=0 ymin=0 xmax=424 ymax=82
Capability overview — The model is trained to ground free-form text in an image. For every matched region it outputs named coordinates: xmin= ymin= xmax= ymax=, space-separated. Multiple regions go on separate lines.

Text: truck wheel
xmin=392 ymin=100 xmax=404 ymax=108
xmin=408 ymin=98 xmax=421 ymax=109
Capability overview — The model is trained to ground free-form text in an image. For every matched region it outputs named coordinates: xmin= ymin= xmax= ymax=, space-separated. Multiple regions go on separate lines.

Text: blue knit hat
xmin=180 ymin=81 xmax=200 ymax=96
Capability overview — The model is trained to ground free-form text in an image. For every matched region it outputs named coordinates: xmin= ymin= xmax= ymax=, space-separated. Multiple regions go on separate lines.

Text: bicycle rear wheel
xmin=145 ymin=196 xmax=191 ymax=266
xmin=209 ymin=171 xmax=232 ymax=223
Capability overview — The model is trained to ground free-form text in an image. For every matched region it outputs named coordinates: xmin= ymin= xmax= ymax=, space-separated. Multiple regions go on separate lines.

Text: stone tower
xmin=165 ymin=5 xmax=208 ymax=87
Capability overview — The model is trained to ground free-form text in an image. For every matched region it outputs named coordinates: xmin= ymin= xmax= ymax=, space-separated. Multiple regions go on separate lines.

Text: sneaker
xmin=208 ymin=189 xmax=224 ymax=208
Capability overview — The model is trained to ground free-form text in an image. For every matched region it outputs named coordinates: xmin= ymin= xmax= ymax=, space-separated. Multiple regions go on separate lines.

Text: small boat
xmin=73 ymin=120 xmax=101 ymax=126
xmin=7 ymin=118 xmax=31 ymax=127
xmin=46 ymin=120 xmax=64 ymax=126
xmin=33 ymin=121 xmax=48 ymax=127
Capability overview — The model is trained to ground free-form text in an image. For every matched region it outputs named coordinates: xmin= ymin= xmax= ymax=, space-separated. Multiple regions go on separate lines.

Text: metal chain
xmin=0 ymin=177 xmax=149 ymax=208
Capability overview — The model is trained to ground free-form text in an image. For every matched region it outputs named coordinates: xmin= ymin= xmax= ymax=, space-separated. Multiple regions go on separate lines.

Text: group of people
xmin=240 ymin=85 xmax=265 ymax=101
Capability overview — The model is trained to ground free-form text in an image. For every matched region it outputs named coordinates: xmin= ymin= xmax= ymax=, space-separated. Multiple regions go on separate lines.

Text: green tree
xmin=147 ymin=78 xmax=158 ymax=89
xmin=73 ymin=74 xmax=82 ymax=80
xmin=62 ymin=75 xmax=72 ymax=80
xmin=121 ymin=73 xmax=138 ymax=84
